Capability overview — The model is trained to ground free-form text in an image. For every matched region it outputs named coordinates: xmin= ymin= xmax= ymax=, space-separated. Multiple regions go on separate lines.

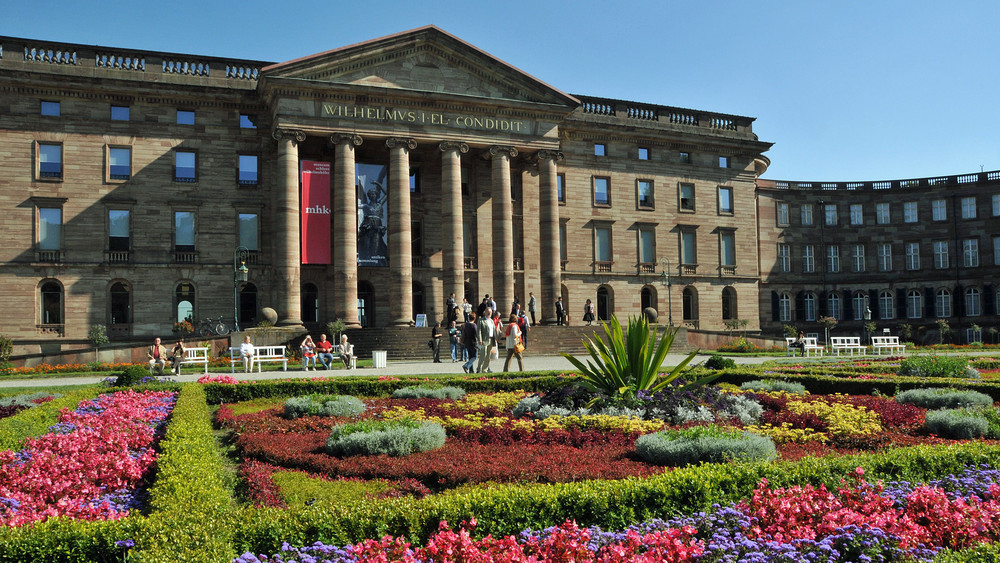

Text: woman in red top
xmin=503 ymin=314 xmax=523 ymax=372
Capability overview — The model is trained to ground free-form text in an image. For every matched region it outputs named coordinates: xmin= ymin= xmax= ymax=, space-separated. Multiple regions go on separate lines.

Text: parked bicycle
xmin=198 ymin=316 xmax=231 ymax=337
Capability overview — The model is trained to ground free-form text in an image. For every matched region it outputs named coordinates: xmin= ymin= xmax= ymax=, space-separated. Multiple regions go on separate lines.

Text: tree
xmin=935 ymin=319 xmax=951 ymax=344
xmin=818 ymin=316 xmax=838 ymax=345
xmin=88 ymin=324 xmax=109 ymax=363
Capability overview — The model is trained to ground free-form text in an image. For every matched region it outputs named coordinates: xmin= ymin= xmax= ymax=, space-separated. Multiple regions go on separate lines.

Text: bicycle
xmin=198 ymin=316 xmax=230 ymax=337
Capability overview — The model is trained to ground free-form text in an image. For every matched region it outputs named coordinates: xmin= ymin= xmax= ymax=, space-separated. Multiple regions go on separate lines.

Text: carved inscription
xmin=321 ymin=103 xmax=526 ymax=133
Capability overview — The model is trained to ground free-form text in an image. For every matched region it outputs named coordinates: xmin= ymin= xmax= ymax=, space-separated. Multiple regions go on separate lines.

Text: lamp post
xmin=233 ymin=247 xmax=249 ymax=332
xmin=659 ymin=256 xmax=673 ymax=326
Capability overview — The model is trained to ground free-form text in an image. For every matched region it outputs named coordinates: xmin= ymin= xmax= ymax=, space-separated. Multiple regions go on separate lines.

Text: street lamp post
xmin=659 ymin=257 xmax=673 ymax=326
xmin=233 ymin=247 xmax=249 ymax=332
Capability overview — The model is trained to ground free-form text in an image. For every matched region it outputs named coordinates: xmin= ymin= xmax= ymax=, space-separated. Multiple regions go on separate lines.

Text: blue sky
xmin=5 ymin=0 xmax=998 ymax=181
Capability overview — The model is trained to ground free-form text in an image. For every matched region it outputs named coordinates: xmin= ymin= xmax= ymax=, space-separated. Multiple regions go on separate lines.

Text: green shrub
xmin=898 ymin=355 xmax=971 ymax=379
xmin=704 ymin=354 xmax=737 ymax=370
xmin=392 ymin=385 xmax=466 ymax=400
xmin=635 ymin=425 xmax=777 ymax=466
xmin=895 ymin=388 xmax=994 ymax=409
xmin=740 ymin=379 xmax=806 ymax=394
xmin=283 ymin=395 xmax=365 ymax=418
xmin=721 ymin=394 xmax=764 ymax=425
xmin=0 ymin=334 xmax=12 ymax=365
xmin=0 ymin=392 xmax=62 ymax=408
xmin=326 ymin=419 xmax=446 ymax=457
xmin=115 ymin=364 xmax=152 ymax=386
xmin=925 ymin=408 xmax=990 ymax=439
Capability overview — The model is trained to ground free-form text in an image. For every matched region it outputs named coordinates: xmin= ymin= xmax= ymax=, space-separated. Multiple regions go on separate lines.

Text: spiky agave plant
xmin=562 ymin=315 xmax=715 ymax=402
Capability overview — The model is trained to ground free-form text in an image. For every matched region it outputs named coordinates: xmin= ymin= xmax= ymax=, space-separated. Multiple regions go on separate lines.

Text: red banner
xmin=301 ymin=161 xmax=331 ymax=264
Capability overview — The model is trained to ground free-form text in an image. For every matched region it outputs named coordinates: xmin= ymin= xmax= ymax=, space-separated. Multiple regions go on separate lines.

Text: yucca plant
xmin=562 ymin=315 xmax=714 ymax=403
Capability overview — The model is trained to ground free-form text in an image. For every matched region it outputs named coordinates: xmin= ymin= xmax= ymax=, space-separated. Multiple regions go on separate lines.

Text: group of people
xmin=451 ymin=295 xmax=530 ymax=374
xmin=299 ymin=333 xmax=354 ymax=370
xmin=146 ymin=337 xmax=187 ymax=376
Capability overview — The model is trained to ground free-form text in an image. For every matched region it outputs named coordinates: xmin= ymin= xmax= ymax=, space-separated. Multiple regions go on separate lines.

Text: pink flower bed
xmin=0 ymin=389 xmax=177 ymax=527
xmin=198 ymin=374 xmax=239 ymax=385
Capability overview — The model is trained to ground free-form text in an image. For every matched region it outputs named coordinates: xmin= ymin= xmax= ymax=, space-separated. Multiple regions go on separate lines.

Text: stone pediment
xmin=262 ymin=26 xmax=577 ymax=108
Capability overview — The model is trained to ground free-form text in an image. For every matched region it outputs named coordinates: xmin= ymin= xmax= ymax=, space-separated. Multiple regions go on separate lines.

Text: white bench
xmin=871 ymin=336 xmax=906 ymax=355
xmin=830 ymin=336 xmax=866 ymax=356
xmin=785 ymin=337 xmax=823 ymax=357
xmin=230 ymin=345 xmax=288 ymax=373
xmin=149 ymin=346 xmax=209 ymax=375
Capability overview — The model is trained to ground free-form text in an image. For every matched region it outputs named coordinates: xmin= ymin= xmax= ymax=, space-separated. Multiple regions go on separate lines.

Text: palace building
xmin=1 ymin=26 xmax=995 ymax=354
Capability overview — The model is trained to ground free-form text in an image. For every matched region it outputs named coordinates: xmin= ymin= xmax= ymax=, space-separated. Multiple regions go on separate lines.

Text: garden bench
xmin=871 ymin=336 xmax=906 ymax=355
xmin=229 ymin=345 xmax=288 ymax=373
xmin=785 ymin=337 xmax=823 ymax=357
xmin=148 ymin=346 xmax=209 ymax=375
xmin=829 ymin=336 xmax=866 ymax=356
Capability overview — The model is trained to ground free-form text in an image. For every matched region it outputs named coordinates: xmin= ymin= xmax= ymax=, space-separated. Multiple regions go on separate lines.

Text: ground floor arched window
xmin=722 ymin=286 xmax=737 ymax=320
xmin=597 ymin=285 xmax=613 ymax=321
xmin=682 ymin=286 xmax=698 ymax=321
xmin=40 ymin=280 xmax=63 ymax=326
xmin=175 ymin=282 xmax=194 ymax=323
xmin=640 ymin=286 xmax=656 ymax=313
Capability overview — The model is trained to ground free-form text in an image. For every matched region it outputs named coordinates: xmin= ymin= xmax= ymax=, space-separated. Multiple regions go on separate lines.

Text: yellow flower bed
xmin=745 ymin=422 xmax=828 ymax=444
xmin=786 ymin=399 xmax=883 ymax=438
xmin=444 ymin=391 xmax=530 ymax=412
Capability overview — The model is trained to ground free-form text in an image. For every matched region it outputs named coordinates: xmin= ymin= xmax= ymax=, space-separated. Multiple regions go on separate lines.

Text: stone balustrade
xmin=575 ymin=94 xmax=755 ymax=136
xmin=759 ymin=170 xmax=1000 ymax=192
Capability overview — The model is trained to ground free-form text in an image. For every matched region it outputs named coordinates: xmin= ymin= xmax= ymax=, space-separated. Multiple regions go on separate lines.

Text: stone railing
xmin=759 ymin=170 xmax=1000 ymax=192
xmin=575 ymin=94 xmax=756 ymax=136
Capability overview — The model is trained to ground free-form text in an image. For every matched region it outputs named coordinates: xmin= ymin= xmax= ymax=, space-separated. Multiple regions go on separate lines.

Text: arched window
xmin=640 ymin=286 xmax=656 ymax=312
xmin=852 ymin=292 xmax=868 ymax=321
xmin=302 ymin=283 xmax=319 ymax=323
xmin=826 ymin=292 xmax=841 ymax=320
xmin=239 ymin=282 xmax=257 ymax=326
xmin=966 ymin=287 xmax=982 ymax=317
xmin=40 ymin=280 xmax=63 ymax=326
xmin=412 ymin=282 xmax=425 ymax=317
xmin=109 ymin=281 xmax=131 ymax=329
xmin=358 ymin=281 xmax=375 ymax=328
xmin=597 ymin=285 xmax=613 ymax=320
xmin=803 ymin=292 xmax=817 ymax=321
xmin=906 ymin=289 xmax=923 ymax=319
xmin=936 ymin=289 xmax=952 ymax=318
xmin=682 ymin=286 xmax=698 ymax=321
xmin=722 ymin=287 xmax=737 ymax=320
xmin=175 ymin=282 xmax=194 ymax=323
xmin=778 ymin=292 xmax=791 ymax=322
xmin=879 ymin=290 xmax=895 ymax=320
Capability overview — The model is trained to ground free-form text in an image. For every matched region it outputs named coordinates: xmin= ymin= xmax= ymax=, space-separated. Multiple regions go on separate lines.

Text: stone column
xmin=537 ymin=150 xmax=564 ymax=325
xmin=330 ymin=133 xmax=363 ymax=328
xmin=488 ymin=145 xmax=517 ymax=316
xmin=387 ymin=137 xmax=417 ymax=325
xmin=271 ymin=128 xmax=306 ymax=327
xmin=440 ymin=141 xmax=469 ymax=316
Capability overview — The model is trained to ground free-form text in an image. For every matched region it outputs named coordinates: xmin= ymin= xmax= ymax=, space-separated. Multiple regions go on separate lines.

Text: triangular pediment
xmin=262 ymin=26 xmax=578 ymax=108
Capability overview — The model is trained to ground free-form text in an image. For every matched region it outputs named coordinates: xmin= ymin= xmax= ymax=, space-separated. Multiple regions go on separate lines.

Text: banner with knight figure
xmin=356 ymin=163 xmax=388 ymax=267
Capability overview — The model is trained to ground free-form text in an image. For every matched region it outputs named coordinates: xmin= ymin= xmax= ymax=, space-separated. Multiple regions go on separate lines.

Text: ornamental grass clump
xmin=895 ymin=387 xmax=994 ymax=410
xmin=740 ymin=379 xmax=806 ymax=394
xmin=635 ymin=425 xmax=776 ymax=467
xmin=284 ymin=394 xmax=365 ymax=419
xmin=326 ymin=418 xmax=446 ymax=457
xmin=392 ymin=385 xmax=466 ymax=400
xmin=925 ymin=408 xmax=991 ymax=440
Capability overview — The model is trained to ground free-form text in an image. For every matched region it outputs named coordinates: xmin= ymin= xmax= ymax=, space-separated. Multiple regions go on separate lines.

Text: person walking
xmin=503 ymin=314 xmax=524 ymax=372
xmin=299 ymin=334 xmax=317 ymax=370
xmin=446 ymin=293 xmax=458 ymax=326
xmin=517 ymin=309 xmax=529 ymax=349
xmin=461 ymin=312 xmax=479 ymax=373
xmin=476 ymin=307 xmax=496 ymax=373
xmin=555 ymin=296 xmax=566 ymax=326
xmin=527 ymin=292 xmax=537 ymax=326
xmin=430 ymin=321 xmax=443 ymax=363
xmin=583 ymin=298 xmax=596 ymax=326
xmin=448 ymin=320 xmax=460 ymax=362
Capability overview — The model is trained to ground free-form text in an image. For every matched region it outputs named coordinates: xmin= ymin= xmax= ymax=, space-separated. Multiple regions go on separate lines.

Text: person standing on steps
xmin=583 ymin=298 xmax=596 ymax=326
xmin=527 ymin=292 xmax=537 ymax=326
xmin=430 ymin=321 xmax=443 ymax=363
xmin=555 ymin=296 xmax=566 ymax=326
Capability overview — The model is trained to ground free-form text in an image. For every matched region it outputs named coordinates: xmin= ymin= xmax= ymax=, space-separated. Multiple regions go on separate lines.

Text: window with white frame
xmin=966 ymin=287 xmax=982 ymax=317
xmin=777 ymin=244 xmax=790 ymax=272
xmin=108 ymin=147 xmax=131 ymax=180
xmin=904 ymin=201 xmax=918 ymax=223
xmin=779 ymin=293 xmax=791 ymax=322
xmin=638 ymin=226 xmax=655 ymax=266
xmin=800 ymin=203 xmax=813 ymax=226
xmin=963 ymin=238 xmax=979 ymax=267
xmin=37 ymin=206 xmax=62 ymax=253
xmin=994 ymin=236 xmax=1000 ymax=265
xmin=852 ymin=244 xmax=865 ymax=272
xmin=826 ymin=245 xmax=840 ymax=273
xmin=680 ymin=184 xmax=695 ymax=212
xmin=594 ymin=225 xmax=612 ymax=265
xmin=933 ymin=240 xmax=949 ymax=269
xmin=238 ymin=155 xmax=258 ymax=186
xmin=239 ymin=213 xmax=259 ymax=251
xmin=174 ymin=211 xmax=195 ymax=252
xmin=961 ymin=196 xmax=977 ymax=219
xmin=968 ymin=327 xmax=983 ymax=344
xmin=637 ymin=179 xmax=654 ymax=208
xmin=803 ymin=245 xmax=815 ymax=273
xmin=720 ymin=231 xmax=736 ymax=267
xmin=803 ymin=292 xmax=817 ymax=321
xmin=718 ymin=186 xmax=733 ymax=214
xmin=932 ymin=199 xmax=947 ymax=221
xmin=876 ymin=202 xmax=890 ymax=224
xmin=906 ymin=242 xmax=920 ymax=270
xmin=827 ymin=292 xmax=842 ymax=320
xmin=824 ymin=204 xmax=838 ymax=225
xmin=593 ymin=177 xmax=610 ymax=206
xmin=776 ymin=202 xmax=789 ymax=225
xmin=174 ymin=150 xmax=197 ymax=182
xmin=906 ymin=289 xmax=922 ymax=319
xmin=877 ymin=243 xmax=892 ymax=271
xmin=557 ymin=173 xmax=565 ymax=203
xmin=853 ymin=292 xmax=867 ymax=321
xmin=936 ymin=289 xmax=952 ymax=318
xmin=850 ymin=204 xmax=863 ymax=225
xmin=879 ymin=290 xmax=895 ymax=320
xmin=38 ymin=143 xmax=63 ymax=179
xmin=994 ymin=194 xmax=1000 ymax=216
xmin=680 ymin=230 xmax=697 ymax=265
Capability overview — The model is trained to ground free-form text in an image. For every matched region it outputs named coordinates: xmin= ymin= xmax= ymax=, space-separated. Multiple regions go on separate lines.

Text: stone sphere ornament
xmin=642 ymin=307 xmax=658 ymax=324
xmin=261 ymin=307 xmax=278 ymax=325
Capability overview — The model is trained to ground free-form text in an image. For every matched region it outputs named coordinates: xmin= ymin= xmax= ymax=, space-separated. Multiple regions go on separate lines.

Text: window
xmin=826 ymin=245 xmax=840 ymax=273
xmin=878 ymin=243 xmax=892 ymax=271
xmin=803 ymin=292 xmax=817 ymax=321
xmin=41 ymin=101 xmax=60 ymax=116
xmin=776 ymin=202 xmax=789 ymax=226
xmin=638 ymin=147 xmax=649 ymax=160
xmin=239 ymin=114 xmax=257 ymax=128
xmin=994 ymin=236 xmax=1000 ymax=265
xmin=594 ymin=143 xmax=606 ymax=156
xmin=720 ymin=231 xmax=736 ymax=267
xmin=637 ymin=180 xmax=654 ymax=208
xmin=238 ymin=155 xmax=258 ymax=186
xmin=410 ymin=167 xmax=421 ymax=194
xmin=108 ymin=210 xmax=130 ymax=252
xmin=800 ymin=204 xmax=813 ymax=225
xmin=594 ymin=225 xmax=612 ymax=267
xmin=718 ymin=186 xmax=733 ymax=214
xmin=906 ymin=289 xmax=922 ymax=319
xmin=904 ymin=201 xmax=918 ymax=223
xmin=876 ymin=202 xmax=889 ymax=224
xmin=968 ymin=326 xmax=983 ymax=344
xmin=177 ymin=110 xmax=195 ymax=125
xmin=174 ymin=211 xmax=195 ymax=252
xmin=853 ymin=293 xmax=868 ymax=321
xmin=718 ymin=156 xmax=729 ymax=168
xmin=557 ymin=173 xmax=565 ymax=204
xmin=994 ymin=194 xmax=1000 ymax=216
xmin=803 ymin=245 xmax=815 ymax=273
xmin=679 ymin=151 xmax=690 ymax=164
xmin=933 ymin=241 xmax=949 ymax=269
xmin=175 ymin=282 xmax=195 ymax=324
xmin=936 ymin=289 xmax=952 ymax=318
xmin=827 ymin=293 xmax=842 ymax=320
xmin=411 ymin=221 xmax=423 ymax=257
xmin=593 ymin=177 xmax=610 ymax=206
xmin=40 ymin=281 xmax=63 ymax=326
xmin=932 ymin=199 xmax=947 ymax=221
xmin=680 ymin=231 xmax=697 ymax=265
xmin=174 ymin=150 xmax=197 ymax=182
xmin=961 ymin=196 xmax=977 ymax=219
xmin=906 ymin=242 xmax=920 ymax=270
xmin=777 ymin=244 xmax=790 ymax=272
xmin=722 ymin=287 xmax=737 ymax=320
xmin=38 ymin=207 xmax=62 ymax=252
xmin=851 ymin=244 xmax=865 ymax=272
xmin=680 ymin=184 xmax=695 ymax=212
xmin=850 ymin=204 xmax=863 ymax=225
xmin=38 ymin=143 xmax=62 ymax=179
xmin=963 ymin=238 xmax=979 ymax=267
xmin=110 ymin=105 xmax=129 ymax=121
xmin=239 ymin=213 xmax=259 ymax=251
xmin=966 ymin=287 xmax=982 ymax=317
xmin=109 ymin=147 xmax=131 ymax=180
xmin=879 ymin=290 xmax=895 ymax=320
xmin=778 ymin=293 xmax=791 ymax=322
xmin=824 ymin=204 xmax=838 ymax=226
xmin=559 ymin=223 xmax=567 ymax=265
xmin=638 ymin=226 xmax=655 ymax=265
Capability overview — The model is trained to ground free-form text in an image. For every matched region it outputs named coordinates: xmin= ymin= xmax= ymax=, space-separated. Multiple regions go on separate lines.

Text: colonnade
xmin=271 ymin=127 xmax=564 ymax=327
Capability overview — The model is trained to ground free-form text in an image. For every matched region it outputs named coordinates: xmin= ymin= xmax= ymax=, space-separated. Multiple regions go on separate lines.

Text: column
xmin=538 ymin=150 xmax=564 ymax=325
xmin=489 ymin=145 xmax=517 ymax=316
xmin=271 ymin=128 xmax=306 ymax=327
xmin=330 ymin=133 xmax=363 ymax=328
xmin=440 ymin=141 xmax=469 ymax=316
xmin=387 ymin=137 xmax=417 ymax=325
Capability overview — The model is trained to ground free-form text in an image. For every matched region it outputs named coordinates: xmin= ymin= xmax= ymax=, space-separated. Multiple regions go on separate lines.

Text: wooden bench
xmin=871 ymin=336 xmax=906 ymax=355
xmin=785 ymin=337 xmax=823 ymax=357
xmin=830 ymin=336 xmax=866 ymax=356
xmin=149 ymin=346 xmax=209 ymax=375
xmin=230 ymin=345 xmax=288 ymax=373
